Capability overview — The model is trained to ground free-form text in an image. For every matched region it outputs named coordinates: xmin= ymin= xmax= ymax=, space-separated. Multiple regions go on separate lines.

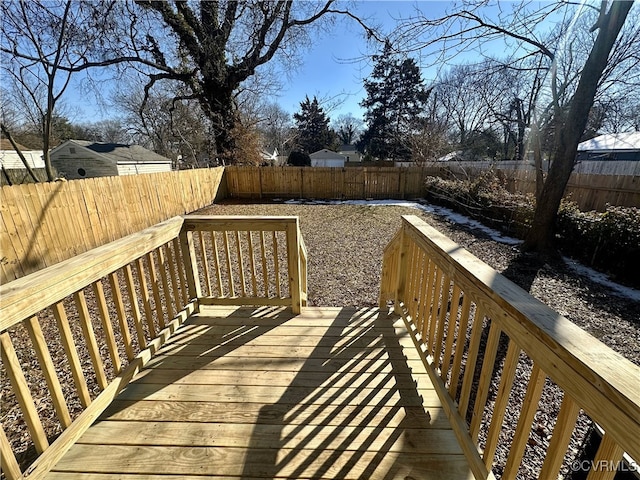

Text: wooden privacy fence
xmin=225 ymin=166 xmax=429 ymax=200
xmin=437 ymin=165 xmax=640 ymax=212
xmin=379 ymin=215 xmax=640 ymax=479
xmin=0 ymin=215 xmax=307 ymax=479
xmin=0 ymin=168 xmax=225 ymax=283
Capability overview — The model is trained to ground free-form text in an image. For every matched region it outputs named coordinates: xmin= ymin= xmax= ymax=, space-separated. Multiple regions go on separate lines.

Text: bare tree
xmin=131 ymin=1 xmax=371 ymax=164
xmin=0 ymin=1 xmax=151 ymax=180
xmin=393 ymin=0 xmax=638 ymax=253
xmin=333 ymin=113 xmax=364 ymax=145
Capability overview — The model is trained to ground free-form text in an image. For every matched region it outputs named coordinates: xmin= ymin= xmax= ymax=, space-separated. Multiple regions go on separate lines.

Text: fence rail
xmin=0 ymin=168 xmax=225 ymax=283
xmin=380 ymin=215 xmax=640 ymax=479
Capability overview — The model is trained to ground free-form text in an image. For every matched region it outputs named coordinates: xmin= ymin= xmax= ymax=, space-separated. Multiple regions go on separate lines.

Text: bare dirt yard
xmin=198 ymin=199 xmax=640 ymax=366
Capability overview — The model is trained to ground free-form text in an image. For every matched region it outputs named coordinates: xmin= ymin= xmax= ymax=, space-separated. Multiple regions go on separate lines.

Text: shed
xmin=309 ymin=149 xmax=346 ymax=168
xmin=50 ymin=140 xmax=172 ymax=180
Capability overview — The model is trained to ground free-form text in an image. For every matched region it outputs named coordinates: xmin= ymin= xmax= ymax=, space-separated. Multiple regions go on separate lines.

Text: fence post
xmin=286 ymin=220 xmax=302 ymax=314
xmin=179 ymin=228 xmax=202 ymax=304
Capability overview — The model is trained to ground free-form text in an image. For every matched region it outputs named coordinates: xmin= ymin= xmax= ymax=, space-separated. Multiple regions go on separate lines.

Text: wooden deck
xmin=46 ymin=305 xmax=474 ymax=480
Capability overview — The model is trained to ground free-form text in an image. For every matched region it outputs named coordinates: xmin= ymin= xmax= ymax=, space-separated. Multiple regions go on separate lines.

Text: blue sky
xmin=277 ymin=1 xmax=451 ymax=121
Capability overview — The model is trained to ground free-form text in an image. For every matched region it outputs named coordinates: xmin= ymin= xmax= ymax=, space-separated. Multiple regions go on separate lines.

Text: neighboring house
xmin=50 ymin=140 xmax=172 ymax=180
xmin=577 ymin=132 xmax=640 ymax=161
xmin=0 ymin=139 xmax=49 ymax=184
xmin=309 ymin=149 xmax=346 ymax=168
xmin=338 ymin=144 xmax=362 ymax=163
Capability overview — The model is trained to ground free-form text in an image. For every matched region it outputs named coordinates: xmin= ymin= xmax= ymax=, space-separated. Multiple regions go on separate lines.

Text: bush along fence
xmin=434 ymin=164 xmax=640 ymax=212
xmin=0 ymin=168 xmax=225 ymax=283
xmin=423 ymin=175 xmax=640 ymax=288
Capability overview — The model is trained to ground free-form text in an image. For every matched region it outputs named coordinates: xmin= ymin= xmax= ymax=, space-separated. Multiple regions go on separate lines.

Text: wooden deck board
xmin=47 ymin=306 xmax=475 ymax=480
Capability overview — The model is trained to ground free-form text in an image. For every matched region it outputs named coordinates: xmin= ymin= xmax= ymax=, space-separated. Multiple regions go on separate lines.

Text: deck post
xmin=179 ymin=229 xmax=202 ymax=304
xmin=393 ymin=219 xmax=410 ymax=314
xmin=286 ymin=220 xmax=302 ymax=314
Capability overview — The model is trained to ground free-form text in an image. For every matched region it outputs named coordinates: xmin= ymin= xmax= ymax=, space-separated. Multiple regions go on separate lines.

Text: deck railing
xmin=0 ymin=215 xmax=306 ymax=480
xmin=380 ymin=215 xmax=640 ymax=480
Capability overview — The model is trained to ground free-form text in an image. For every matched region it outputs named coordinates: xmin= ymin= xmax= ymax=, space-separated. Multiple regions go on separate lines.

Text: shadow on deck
xmin=48 ymin=306 xmax=473 ymax=480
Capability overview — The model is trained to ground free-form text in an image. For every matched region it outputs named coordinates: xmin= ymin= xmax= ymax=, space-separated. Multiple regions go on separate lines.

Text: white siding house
xmin=50 ymin=140 xmax=172 ymax=180
xmin=0 ymin=149 xmax=45 ymax=170
xmin=337 ymin=145 xmax=362 ymax=163
xmin=309 ymin=149 xmax=346 ymax=168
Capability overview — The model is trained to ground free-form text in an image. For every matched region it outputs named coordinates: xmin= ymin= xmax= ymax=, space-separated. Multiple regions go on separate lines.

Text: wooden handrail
xmin=0 ymin=215 xmax=307 ymax=479
xmin=182 ymin=215 xmax=307 ymax=314
xmin=380 ymin=215 xmax=640 ymax=479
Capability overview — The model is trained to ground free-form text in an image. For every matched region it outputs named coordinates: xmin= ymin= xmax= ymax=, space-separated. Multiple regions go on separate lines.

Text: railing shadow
xmin=238 ymin=307 xmax=443 ymax=479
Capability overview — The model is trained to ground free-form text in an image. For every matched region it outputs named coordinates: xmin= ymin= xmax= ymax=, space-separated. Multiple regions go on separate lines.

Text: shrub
xmin=424 ymin=174 xmax=639 ymax=287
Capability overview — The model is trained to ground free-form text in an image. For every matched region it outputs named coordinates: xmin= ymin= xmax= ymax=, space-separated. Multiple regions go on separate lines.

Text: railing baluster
xmin=428 ymin=267 xmax=444 ymax=354
xmin=235 ymin=230 xmax=246 ymax=296
xmin=441 ymin=283 xmax=462 ymax=381
xmin=483 ymin=339 xmax=520 ymax=468
xmin=135 ymin=258 xmax=156 ymax=338
xmin=538 ymin=394 xmax=581 ymax=478
xmin=164 ymin=243 xmax=183 ymax=311
xmin=433 ymin=274 xmax=451 ymax=369
xmin=421 ymin=259 xmax=437 ymax=341
xmin=157 ymin=246 xmax=175 ymax=321
xmin=24 ymin=316 xmax=72 ymax=428
xmin=146 ymin=252 xmax=165 ymax=329
xmin=502 ymin=363 xmax=546 ymax=479
xmin=223 ymin=231 xmax=235 ymax=297
xmin=247 ymin=231 xmax=258 ymax=297
xmin=406 ymin=241 xmax=418 ymax=323
xmin=211 ymin=231 xmax=224 ymax=296
xmin=272 ymin=230 xmax=281 ymax=298
xmin=172 ymin=238 xmax=188 ymax=305
xmin=0 ymin=332 xmax=49 ymax=453
xmin=448 ymin=293 xmax=472 ymax=398
xmin=108 ymin=271 xmax=134 ymax=361
xmin=74 ymin=290 xmax=109 ymax=390
xmin=0 ymin=425 xmax=21 ymax=480
xmin=124 ymin=264 xmax=147 ymax=349
xmin=92 ymin=280 xmax=122 ymax=373
xmin=198 ymin=231 xmax=213 ymax=297
xmin=260 ymin=231 xmax=269 ymax=297
xmin=458 ymin=305 xmax=487 ymax=417
xmin=585 ymin=433 xmax=624 ymax=480
xmin=470 ymin=320 xmax=502 ymax=441
xmin=51 ymin=302 xmax=92 ymax=407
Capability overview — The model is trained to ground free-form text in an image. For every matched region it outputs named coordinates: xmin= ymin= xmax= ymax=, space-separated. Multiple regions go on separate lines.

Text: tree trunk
xmin=523 ymin=0 xmax=633 ymax=253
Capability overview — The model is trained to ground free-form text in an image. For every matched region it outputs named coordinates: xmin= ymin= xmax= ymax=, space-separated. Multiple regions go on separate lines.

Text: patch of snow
xmin=563 ymin=257 xmax=640 ymax=302
xmin=276 ymin=198 xmax=640 ymax=301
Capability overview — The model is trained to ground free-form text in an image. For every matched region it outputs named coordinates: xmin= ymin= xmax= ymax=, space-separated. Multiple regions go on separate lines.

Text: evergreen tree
xmin=359 ymin=42 xmax=430 ymax=161
xmin=293 ymin=96 xmax=335 ymax=154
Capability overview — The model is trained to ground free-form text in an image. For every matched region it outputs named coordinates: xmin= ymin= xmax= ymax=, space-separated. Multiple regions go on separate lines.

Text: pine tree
xmin=293 ymin=96 xmax=335 ymax=154
xmin=359 ymin=42 xmax=430 ymax=161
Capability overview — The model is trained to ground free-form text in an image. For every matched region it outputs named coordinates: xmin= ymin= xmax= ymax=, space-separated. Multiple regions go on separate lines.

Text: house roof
xmin=338 ymin=144 xmax=358 ymax=153
xmin=309 ymin=149 xmax=346 ymax=160
xmin=577 ymin=132 xmax=640 ymax=152
xmin=0 ymin=139 xmax=30 ymax=151
xmin=52 ymin=140 xmax=171 ymax=163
